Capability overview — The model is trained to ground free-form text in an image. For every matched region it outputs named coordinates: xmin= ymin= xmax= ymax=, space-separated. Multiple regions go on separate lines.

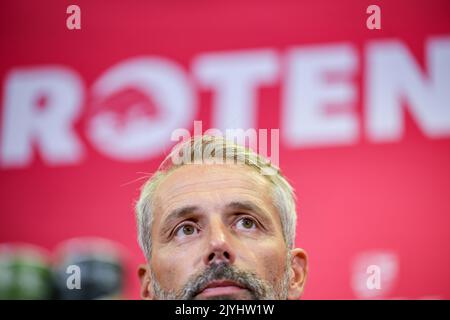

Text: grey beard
xmin=150 ymin=255 xmax=291 ymax=300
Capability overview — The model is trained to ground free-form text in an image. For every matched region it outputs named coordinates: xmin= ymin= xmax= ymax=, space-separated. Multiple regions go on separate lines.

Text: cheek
xmin=264 ymin=254 xmax=286 ymax=286
xmin=152 ymin=247 xmax=199 ymax=291
xmin=249 ymin=241 xmax=287 ymax=283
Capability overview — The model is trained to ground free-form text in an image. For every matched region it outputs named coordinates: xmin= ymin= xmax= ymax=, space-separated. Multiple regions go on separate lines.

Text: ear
xmin=138 ymin=264 xmax=154 ymax=300
xmin=287 ymin=248 xmax=308 ymax=300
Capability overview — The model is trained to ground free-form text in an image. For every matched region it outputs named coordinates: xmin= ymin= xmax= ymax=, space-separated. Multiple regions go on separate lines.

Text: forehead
xmin=153 ymin=164 xmax=276 ymax=217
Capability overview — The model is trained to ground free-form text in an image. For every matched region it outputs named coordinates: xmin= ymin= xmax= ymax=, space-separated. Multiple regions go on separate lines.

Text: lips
xmin=196 ymin=280 xmax=247 ymax=297
xmin=205 ymin=280 xmax=245 ymax=290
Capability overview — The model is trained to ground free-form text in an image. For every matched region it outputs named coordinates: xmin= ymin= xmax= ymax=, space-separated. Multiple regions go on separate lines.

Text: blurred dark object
xmin=52 ymin=237 xmax=126 ymax=299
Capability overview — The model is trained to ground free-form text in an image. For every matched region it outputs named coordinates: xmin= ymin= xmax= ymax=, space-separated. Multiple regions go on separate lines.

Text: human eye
xmin=235 ymin=216 xmax=258 ymax=231
xmin=174 ymin=223 xmax=199 ymax=238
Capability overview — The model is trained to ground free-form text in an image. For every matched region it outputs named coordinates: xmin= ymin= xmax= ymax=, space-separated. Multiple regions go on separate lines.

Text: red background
xmin=1 ymin=0 xmax=449 ymax=299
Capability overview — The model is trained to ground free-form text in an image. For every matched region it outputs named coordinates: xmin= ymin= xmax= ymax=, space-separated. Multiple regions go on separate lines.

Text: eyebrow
xmin=225 ymin=201 xmax=272 ymax=224
xmin=159 ymin=205 xmax=200 ymax=236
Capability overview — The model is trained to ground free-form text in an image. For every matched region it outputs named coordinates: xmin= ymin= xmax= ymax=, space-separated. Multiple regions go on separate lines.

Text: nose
xmin=203 ymin=217 xmax=236 ymax=266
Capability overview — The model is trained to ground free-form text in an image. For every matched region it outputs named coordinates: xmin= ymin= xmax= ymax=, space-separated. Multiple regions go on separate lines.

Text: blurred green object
xmin=0 ymin=244 xmax=54 ymax=299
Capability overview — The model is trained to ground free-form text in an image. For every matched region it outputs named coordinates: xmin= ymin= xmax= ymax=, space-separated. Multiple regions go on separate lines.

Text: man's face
xmin=139 ymin=164 xmax=306 ymax=300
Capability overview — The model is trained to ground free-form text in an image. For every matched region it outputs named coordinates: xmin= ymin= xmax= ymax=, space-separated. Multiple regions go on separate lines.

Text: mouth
xmin=195 ymin=280 xmax=248 ymax=298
